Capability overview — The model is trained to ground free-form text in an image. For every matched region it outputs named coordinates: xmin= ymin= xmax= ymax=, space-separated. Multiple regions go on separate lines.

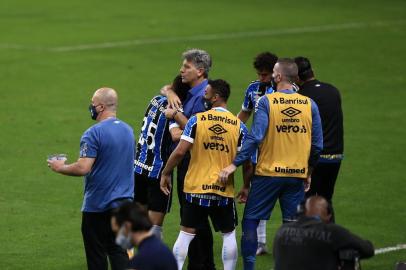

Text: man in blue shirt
xmin=48 ymin=87 xmax=134 ymax=270
xmin=163 ymin=49 xmax=216 ymax=270
xmin=237 ymin=51 xmax=278 ymax=256
xmin=219 ymin=59 xmax=323 ymax=270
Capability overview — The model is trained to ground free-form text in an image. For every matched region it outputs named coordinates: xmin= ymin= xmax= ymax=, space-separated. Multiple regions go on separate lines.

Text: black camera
xmin=339 ymin=249 xmax=361 ymax=270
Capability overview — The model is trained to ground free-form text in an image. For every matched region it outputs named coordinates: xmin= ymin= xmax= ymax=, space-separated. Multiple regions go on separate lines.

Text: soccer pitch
xmin=0 ymin=0 xmax=405 ymax=269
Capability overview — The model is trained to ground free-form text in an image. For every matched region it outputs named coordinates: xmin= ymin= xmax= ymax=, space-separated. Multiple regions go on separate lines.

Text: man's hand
xmin=47 ymin=159 xmax=66 ymax=173
xmin=304 ymin=174 xmax=312 ymax=192
xmin=236 ymin=186 xmax=249 ymax=203
xmin=47 ymin=157 xmax=94 ymax=176
xmin=160 ymin=84 xmax=172 ymax=96
xmin=164 ymin=108 xmax=177 ymax=119
xmin=167 ymin=90 xmax=182 ymax=110
xmin=160 ymin=174 xmax=172 ymax=196
xmin=218 ymin=164 xmax=237 ymax=184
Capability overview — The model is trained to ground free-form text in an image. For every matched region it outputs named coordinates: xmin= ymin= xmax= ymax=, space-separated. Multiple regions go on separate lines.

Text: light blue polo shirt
xmin=80 ymin=118 xmax=134 ymax=212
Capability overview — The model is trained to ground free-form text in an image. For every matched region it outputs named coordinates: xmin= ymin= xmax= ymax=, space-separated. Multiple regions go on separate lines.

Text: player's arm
xmin=242 ymin=161 xmax=253 ymax=187
xmin=160 ymin=116 xmax=196 ymax=195
xmin=219 ymin=96 xmax=269 ymax=183
xmin=237 ymin=160 xmax=253 ymax=203
xmin=48 ymin=131 xmax=98 ymax=177
xmin=171 ymin=95 xmax=208 ymax=129
xmin=160 ymin=140 xmax=191 ymax=195
xmin=48 ymin=157 xmax=95 ymax=176
xmin=173 ymin=110 xmax=188 ymax=129
xmin=235 ymin=122 xmax=251 ymax=202
xmin=163 ymin=88 xmax=182 ymax=110
xmin=168 ymin=120 xmax=184 ymax=142
xmin=169 ymin=126 xmax=183 ymax=142
xmin=237 ymin=110 xmax=251 ymax=123
xmin=165 ymin=108 xmax=188 ymax=129
xmin=237 ymin=86 xmax=254 ymax=123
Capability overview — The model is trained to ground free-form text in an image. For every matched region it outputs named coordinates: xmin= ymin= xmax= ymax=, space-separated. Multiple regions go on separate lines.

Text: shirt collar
xmin=189 ymin=79 xmax=208 ymax=96
xmin=266 ymin=87 xmax=275 ymax=94
xmin=301 ymin=79 xmax=320 ymax=88
xmin=211 ymin=106 xmax=229 ymax=112
xmin=278 ymin=89 xmax=296 ymax=94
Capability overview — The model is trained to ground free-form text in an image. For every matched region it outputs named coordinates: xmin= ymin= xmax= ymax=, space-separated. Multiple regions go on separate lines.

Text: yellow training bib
xmin=184 ymin=109 xmax=241 ymax=198
xmin=255 ymin=92 xmax=312 ymax=178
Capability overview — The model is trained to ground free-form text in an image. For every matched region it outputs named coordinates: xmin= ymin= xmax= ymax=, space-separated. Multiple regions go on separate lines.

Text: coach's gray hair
xmin=182 ymin=49 xmax=212 ymax=77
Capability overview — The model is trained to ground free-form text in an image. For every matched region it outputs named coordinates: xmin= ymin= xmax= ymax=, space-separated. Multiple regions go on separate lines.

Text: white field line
xmin=0 ymin=20 xmax=404 ymax=52
xmin=375 ymin=244 xmax=406 ymax=255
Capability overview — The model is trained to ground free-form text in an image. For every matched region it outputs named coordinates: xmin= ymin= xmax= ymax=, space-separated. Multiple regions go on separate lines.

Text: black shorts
xmin=134 ymin=173 xmax=172 ymax=213
xmin=181 ymin=200 xmax=237 ymax=232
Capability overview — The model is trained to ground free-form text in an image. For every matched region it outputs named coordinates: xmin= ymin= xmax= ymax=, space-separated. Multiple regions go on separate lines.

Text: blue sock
xmin=241 ymin=219 xmax=259 ymax=270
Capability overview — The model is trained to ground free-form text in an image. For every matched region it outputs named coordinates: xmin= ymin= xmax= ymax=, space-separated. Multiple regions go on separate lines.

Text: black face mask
xmin=270 ymin=75 xmax=279 ymax=90
xmin=89 ymin=104 xmax=99 ymax=120
xmin=258 ymin=81 xmax=272 ymax=95
xmin=203 ymin=98 xmax=213 ymax=111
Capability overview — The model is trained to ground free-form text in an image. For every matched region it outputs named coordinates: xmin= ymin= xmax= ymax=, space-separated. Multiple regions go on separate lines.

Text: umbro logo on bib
xmin=208 ymin=124 xmax=228 ymax=135
xmin=281 ymin=107 xmax=301 ymax=118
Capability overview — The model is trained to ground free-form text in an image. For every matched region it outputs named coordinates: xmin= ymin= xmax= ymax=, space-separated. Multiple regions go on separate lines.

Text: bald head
xmin=93 ymin=87 xmax=118 ymax=112
xmin=305 ymin=196 xmax=331 ymax=223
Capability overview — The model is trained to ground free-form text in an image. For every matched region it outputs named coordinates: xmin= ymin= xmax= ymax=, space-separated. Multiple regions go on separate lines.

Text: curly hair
xmin=253 ymin=52 xmax=278 ymax=72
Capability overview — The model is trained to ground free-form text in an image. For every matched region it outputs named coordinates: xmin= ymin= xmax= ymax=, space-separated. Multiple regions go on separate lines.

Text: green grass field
xmin=0 ymin=0 xmax=405 ymax=269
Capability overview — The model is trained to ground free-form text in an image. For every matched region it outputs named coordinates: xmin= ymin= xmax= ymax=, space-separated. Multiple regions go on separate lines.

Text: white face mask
xmin=115 ymin=226 xmax=133 ymax=250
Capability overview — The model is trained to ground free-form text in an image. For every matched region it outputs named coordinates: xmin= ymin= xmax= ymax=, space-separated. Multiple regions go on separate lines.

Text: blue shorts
xmin=243 ymin=175 xmax=304 ymax=222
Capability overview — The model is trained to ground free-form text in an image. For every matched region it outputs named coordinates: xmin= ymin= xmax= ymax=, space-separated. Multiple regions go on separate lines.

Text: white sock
xmin=222 ymin=230 xmax=238 ymax=270
xmin=257 ymin=220 xmax=267 ymax=244
xmin=150 ymin=225 xmax=163 ymax=239
xmin=173 ymin=231 xmax=195 ymax=270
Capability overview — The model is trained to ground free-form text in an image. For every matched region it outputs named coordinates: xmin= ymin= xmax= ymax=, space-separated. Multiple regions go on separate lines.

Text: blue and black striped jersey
xmin=241 ymin=81 xmax=274 ymax=112
xmin=135 ymin=95 xmax=171 ymax=179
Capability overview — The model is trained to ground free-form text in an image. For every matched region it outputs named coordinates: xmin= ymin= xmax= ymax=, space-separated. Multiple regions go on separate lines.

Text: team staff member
xmin=134 ymin=75 xmax=189 ymax=239
xmin=273 ymin=196 xmax=374 ymax=270
xmin=48 ymin=88 xmax=134 ymax=270
xmin=164 ymin=49 xmax=215 ymax=270
xmin=161 ymin=79 xmax=248 ymax=270
xmin=112 ymin=202 xmax=178 ymax=270
xmin=295 ymin=56 xmax=344 ymax=222
xmin=219 ymin=58 xmax=323 ymax=270
xmin=237 ymin=51 xmax=278 ymax=256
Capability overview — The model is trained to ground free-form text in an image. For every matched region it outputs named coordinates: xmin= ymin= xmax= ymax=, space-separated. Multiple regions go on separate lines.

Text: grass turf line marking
xmin=375 ymin=244 xmax=406 ymax=255
xmin=0 ymin=20 xmax=404 ymax=52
